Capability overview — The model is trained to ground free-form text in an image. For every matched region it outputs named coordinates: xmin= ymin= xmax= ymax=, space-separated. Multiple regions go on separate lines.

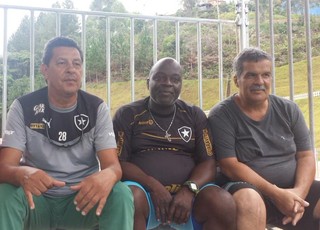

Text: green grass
xmin=86 ymin=56 xmax=320 ymax=149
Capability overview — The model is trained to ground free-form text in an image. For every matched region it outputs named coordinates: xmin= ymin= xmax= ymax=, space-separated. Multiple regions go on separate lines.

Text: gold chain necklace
xmin=149 ymin=105 xmax=176 ymax=142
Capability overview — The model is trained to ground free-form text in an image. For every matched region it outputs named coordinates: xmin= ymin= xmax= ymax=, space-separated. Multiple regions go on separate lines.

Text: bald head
xmin=149 ymin=57 xmax=181 ymax=79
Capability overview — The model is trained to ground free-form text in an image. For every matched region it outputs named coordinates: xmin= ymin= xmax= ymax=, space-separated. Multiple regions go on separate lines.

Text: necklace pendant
xmin=165 ymin=131 xmax=172 ymax=142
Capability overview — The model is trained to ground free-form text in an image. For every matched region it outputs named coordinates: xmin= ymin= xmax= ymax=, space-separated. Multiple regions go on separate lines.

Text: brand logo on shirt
xmin=42 ymin=118 xmax=52 ymax=128
xmin=203 ymin=128 xmax=213 ymax=156
xmin=116 ymin=131 xmax=124 ymax=156
xmin=74 ymin=114 xmax=89 ymax=131
xmin=30 ymin=123 xmax=45 ymax=129
xmin=178 ymin=126 xmax=192 ymax=143
xmin=34 ymin=103 xmax=45 ymax=115
xmin=138 ymin=119 xmax=154 ymax=125
xmin=4 ymin=130 xmax=15 ymax=135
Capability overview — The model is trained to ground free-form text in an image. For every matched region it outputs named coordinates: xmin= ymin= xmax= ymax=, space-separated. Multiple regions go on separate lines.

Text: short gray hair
xmin=233 ymin=47 xmax=272 ymax=78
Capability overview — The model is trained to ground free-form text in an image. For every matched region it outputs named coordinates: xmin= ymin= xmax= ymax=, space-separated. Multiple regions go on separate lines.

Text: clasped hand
xmin=21 ymin=167 xmax=114 ymax=216
xmin=273 ymin=187 xmax=309 ymax=226
xmin=150 ymin=184 xmax=193 ymax=225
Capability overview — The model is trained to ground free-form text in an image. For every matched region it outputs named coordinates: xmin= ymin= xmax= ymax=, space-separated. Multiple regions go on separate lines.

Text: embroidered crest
xmin=178 ymin=126 xmax=192 ymax=143
xmin=34 ymin=103 xmax=45 ymax=115
xmin=74 ymin=114 xmax=89 ymax=131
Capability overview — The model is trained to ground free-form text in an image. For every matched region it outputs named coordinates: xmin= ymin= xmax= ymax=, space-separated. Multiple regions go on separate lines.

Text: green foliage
xmin=134 ymin=20 xmax=153 ymax=77
xmin=7 ymin=16 xmax=30 ymax=52
xmin=7 ymin=51 xmax=30 ymax=80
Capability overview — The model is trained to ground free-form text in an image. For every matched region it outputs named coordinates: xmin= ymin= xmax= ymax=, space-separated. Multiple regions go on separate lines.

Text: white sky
xmin=1 ymin=0 xmax=181 ymax=14
xmin=0 ymin=0 xmax=181 ymax=55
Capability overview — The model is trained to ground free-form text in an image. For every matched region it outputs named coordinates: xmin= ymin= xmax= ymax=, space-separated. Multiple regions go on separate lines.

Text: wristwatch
xmin=183 ymin=181 xmax=199 ymax=196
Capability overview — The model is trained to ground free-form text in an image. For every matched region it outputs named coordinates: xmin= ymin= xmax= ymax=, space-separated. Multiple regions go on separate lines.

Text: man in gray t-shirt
xmin=208 ymin=47 xmax=320 ymax=230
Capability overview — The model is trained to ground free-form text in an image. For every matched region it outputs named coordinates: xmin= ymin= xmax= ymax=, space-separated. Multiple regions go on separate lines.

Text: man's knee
xmin=194 ymin=186 xmax=236 ymax=223
xmin=114 ymin=181 xmax=133 ymax=201
xmin=233 ymin=188 xmax=265 ymax=215
xmin=197 ymin=186 xmax=235 ymax=210
xmin=107 ymin=182 xmax=134 ymax=209
xmin=129 ymin=185 xmax=149 ymax=215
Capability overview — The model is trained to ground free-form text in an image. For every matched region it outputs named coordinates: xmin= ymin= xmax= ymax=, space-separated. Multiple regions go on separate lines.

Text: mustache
xmin=250 ymin=85 xmax=266 ymax=91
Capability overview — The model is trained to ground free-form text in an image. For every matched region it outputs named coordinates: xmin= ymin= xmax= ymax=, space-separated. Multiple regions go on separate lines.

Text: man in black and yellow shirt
xmin=113 ymin=57 xmax=236 ymax=230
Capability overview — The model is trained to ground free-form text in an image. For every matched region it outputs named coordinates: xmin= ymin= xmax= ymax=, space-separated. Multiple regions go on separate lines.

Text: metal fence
xmin=0 ymin=1 xmax=318 ymax=166
xmin=0 ymin=3 xmax=237 ymax=126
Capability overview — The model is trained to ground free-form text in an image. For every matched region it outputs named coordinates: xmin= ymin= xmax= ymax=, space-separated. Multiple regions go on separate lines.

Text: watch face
xmin=190 ymin=183 xmax=197 ymax=191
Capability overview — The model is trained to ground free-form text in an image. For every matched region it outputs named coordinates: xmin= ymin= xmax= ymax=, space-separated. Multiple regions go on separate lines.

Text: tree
xmin=135 ymin=20 xmax=153 ymax=77
xmin=86 ymin=0 xmax=130 ymax=81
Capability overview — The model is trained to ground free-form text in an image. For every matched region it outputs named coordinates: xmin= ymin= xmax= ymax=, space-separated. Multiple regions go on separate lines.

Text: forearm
xmin=221 ymin=160 xmax=279 ymax=199
xmin=0 ymin=147 xmax=24 ymax=185
xmin=187 ymin=159 xmax=215 ymax=187
xmin=0 ymin=165 xmax=35 ymax=186
xmin=100 ymin=164 xmax=122 ymax=185
xmin=98 ymin=149 xmax=122 ymax=183
xmin=293 ymin=151 xmax=315 ymax=198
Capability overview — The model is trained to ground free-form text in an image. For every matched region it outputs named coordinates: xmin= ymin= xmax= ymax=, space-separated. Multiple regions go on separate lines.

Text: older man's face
xmin=148 ymin=61 xmax=182 ymax=106
xmin=235 ymin=59 xmax=272 ymax=105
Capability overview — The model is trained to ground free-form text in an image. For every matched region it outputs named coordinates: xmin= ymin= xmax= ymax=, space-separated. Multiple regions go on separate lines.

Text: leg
xmin=233 ymin=188 xmax=266 ymax=230
xmin=130 ymin=185 xmax=150 ymax=230
xmin=55 ymin=182 xmax=134 ymax=229
xmin=300 ymin=180 xmax=320 ymax=230
xmin=99 ymin=181 xmax=134 ymax=230
xmin=193 ymin=185 xmax=236 ymax=230
xmin=0 ymin=183 xmax=51 ymax=230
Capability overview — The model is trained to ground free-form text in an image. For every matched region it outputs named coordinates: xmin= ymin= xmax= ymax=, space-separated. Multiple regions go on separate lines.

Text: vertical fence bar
xmin=2 ymin=8 xmax=8 ymax=134
xmin=56 ymin=12 xmax=61 ymax=36
xmin=240 ymin=0 xmax=248 ymax=50
xmin=268 ymin=0 xmax=276 ymax=94
xmin=197 ymin=22 xmax=203 ymax=109
xmin=304 ymin=0 xmax=315 ymax=151
xmin=286 ymin=0 xmax=294 ymax=101
xmin=81 ymin=14 xmax=86 ymax=90
xmin=153 ymin=19 xmax=158 ymax=64
xmin=106 ymin=17 xmax=111 ymax=108
xmin=30 ymin=10 xmax=35 ymax=92
xmin=218 ymin=22 xmax=223 ymax=101
xmin=255 ymin=0 xmax=260 ymax=47
xmin=130 ymin=17 xmax=135 ymax=102
xmin=175 ymin=21 xmax=180 ymax=63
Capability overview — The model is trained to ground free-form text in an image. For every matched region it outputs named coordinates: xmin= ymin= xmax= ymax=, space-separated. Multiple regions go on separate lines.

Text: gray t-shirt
xmin=208 ymin=94 xmax=311 ymax=188
xmin=1 ymin=88 xmax=116 ymax=197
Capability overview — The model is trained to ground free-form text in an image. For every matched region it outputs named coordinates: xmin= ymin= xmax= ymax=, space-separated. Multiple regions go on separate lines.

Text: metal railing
xmin=0 ymin=3 xmax=237 ymax=127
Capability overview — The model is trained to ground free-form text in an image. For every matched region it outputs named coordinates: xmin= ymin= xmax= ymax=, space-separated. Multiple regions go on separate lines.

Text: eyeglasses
xmin=44 ymin=120 xmax=84 ymax=148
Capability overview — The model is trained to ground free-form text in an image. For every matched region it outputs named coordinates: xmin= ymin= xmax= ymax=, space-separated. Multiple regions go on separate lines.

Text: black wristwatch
xmin=183 ymin=181 xmax=199 ymax=196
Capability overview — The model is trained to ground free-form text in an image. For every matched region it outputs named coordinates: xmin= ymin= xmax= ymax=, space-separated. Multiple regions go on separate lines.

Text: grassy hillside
xmin=86 ymin=56 xmax=320 ymax=149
